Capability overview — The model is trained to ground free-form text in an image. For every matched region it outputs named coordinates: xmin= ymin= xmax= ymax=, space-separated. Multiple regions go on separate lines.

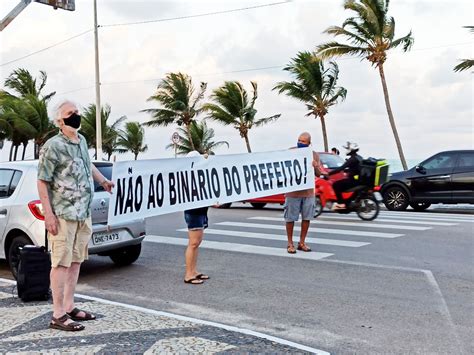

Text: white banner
xmin=107 ymin=148 xmax=315 ymax=225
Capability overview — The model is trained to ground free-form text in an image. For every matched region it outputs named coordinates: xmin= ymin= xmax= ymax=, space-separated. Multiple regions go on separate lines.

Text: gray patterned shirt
xmin=38 ymin=131 xmax=93 ymax=221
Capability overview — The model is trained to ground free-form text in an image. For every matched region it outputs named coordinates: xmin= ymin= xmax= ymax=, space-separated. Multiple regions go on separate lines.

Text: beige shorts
xmin=49 ymin=217 xmax=92 ymax=268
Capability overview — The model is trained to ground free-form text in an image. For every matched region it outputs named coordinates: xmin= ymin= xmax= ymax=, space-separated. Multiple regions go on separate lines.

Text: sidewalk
xmin=0 ymin=279 xmax=327 ymax=354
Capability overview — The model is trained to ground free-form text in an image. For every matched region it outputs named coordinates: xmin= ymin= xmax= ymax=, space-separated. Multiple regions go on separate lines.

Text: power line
xmin=55 ymin=42 xmax=472 ymax=96
xmin=100 ymin=1 xmax=292 ymax=28
xmin=0 ymin=2 xmax=291 ymax=67
xmin=0 ymin=29 xmax=93 ymax=67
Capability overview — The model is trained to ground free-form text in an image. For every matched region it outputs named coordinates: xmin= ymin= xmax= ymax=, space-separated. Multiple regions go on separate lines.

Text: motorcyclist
xmin=327 ymin=142 xmax=363 ymax=209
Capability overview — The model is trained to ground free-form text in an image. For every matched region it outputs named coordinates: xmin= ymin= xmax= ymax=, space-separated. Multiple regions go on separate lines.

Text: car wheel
xmin=8 ymin=235 xmax=33 ymax=280
xmin=314 ymin=197 xmax=323 ymax=218
xmin=109 ymin=243 xmax=142 ymax=266
xmin=383 ymin=186 xmax=409 ymax=211
xmin=217 ymin=203 xmax=232 ymax=209
xmin=410 ymin=202 xmax=431 ymax=211
xmin=250 ymin=203 xmax=267 ymax=209
xmin=357 ymin=196 xmax=380 ymax=221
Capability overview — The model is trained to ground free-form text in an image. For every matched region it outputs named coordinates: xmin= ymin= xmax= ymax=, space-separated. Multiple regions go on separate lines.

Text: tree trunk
xmin=9 ymin=143 xmax=13 ymax=161
xmin=244 ymin=134 xmax=252 ymax=153
xmin=13 ymin=144 xmax=19 ymax=161
xmin=319 ymin=114 xmax=329 ymax=152
xmin=378 ymin=64 xmax=408 ymax=170
xmin=185 ymin=123 xmax=195 ymax=151
xmin=134 ymin=153 xmax=138 ymax=160
xmin=21 ymin=142 xmax=28 ymax=160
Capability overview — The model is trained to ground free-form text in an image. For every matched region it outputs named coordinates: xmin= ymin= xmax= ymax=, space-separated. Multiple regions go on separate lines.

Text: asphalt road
xmin=1 ymin=204 xmax=473 ymax=354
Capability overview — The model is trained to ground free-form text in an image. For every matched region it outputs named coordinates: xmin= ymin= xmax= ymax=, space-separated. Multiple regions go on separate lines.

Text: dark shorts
xmin=184 ymin=212 xmax=208 ymax=230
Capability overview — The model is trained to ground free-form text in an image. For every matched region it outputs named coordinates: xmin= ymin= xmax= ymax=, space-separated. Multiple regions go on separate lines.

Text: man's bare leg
xmin=185 ymin=230 xmax=203 ymax=282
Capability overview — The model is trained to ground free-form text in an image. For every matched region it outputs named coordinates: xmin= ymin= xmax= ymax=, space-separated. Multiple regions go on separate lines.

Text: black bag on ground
xmin=17 ymin=230 xmax=51 ymax=302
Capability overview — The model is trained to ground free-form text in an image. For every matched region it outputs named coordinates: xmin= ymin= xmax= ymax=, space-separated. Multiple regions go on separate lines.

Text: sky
xmin=0 ymin=0 xmax=473 ymax=166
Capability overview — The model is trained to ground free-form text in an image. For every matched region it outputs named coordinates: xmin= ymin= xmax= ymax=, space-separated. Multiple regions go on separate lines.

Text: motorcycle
xmin=314 ymin=174 xmax=383 ymax=221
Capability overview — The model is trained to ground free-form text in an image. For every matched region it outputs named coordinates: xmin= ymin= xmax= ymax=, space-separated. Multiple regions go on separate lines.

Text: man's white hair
xmin=53 ymin=100 xmax=77 ymax=127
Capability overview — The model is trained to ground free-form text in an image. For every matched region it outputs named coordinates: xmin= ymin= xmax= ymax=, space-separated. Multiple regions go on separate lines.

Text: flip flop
xmin=67 ymin=307 xmax=96 ymax=321
xmin=196 ymin=273 xmax=210 ymax=280
xmin=49 ymin=314 xmax=85 ymax=332
xmin=287 ymin=245 xmax=296 ymax=254
xmin=184 ymin=277 xmax=204 ymax=285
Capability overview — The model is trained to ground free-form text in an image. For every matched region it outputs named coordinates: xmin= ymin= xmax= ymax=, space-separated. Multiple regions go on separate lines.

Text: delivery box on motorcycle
xmin=358 ymin=158 xmax=389 ymax=187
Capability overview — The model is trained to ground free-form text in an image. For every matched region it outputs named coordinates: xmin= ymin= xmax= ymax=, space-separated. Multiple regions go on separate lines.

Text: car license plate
xmin=374 ymin=192 xmax=383 ymax=201
xmin=92 ymin=232 xmax=120 ymax=245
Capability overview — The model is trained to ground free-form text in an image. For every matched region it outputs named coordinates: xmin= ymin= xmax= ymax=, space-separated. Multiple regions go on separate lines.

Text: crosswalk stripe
xmin=312 ymin=215 xmax=456 ymax=226
xmin=249 ymin=216 xmax=431 ymax=231
xmin=176 ymin=228 xmax=370 ymax=247
xmin=380 ymin=211 xmax=473 ymax=220
xmin=145 ymin=235 xmax=334 ymax=260
xmin=216 ymin=221 xmax=404 ymax=238
xmin=377 ymin=213 xmax=473 ymax=223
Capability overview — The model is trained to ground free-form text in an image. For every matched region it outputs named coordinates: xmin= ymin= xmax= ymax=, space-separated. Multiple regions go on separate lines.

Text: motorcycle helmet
xmin=343 ymin=141 xmax=359 ymax=155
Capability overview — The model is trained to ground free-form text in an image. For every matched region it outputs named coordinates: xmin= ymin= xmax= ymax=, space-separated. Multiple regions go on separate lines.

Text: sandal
xmin=184 ymin=277 xmax=204 ymax=285
xmin=196 ymin=273 xmax=210 ymax=280
xmin=67 ymin=307 xmax=96 ymax=321
xmin=287 ymin=244 xmax=296 ymax=254
xmin=297 ymin=243 xmax=312 ymax=252
xmin=49 ymin=314 xmax=85 ymax=331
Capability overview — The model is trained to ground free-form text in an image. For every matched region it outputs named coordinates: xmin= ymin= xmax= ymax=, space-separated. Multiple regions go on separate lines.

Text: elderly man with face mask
xmin=37 ymin=100 xmax=114 ymax=332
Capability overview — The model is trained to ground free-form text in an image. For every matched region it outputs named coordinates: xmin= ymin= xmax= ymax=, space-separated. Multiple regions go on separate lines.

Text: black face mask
xmin=63 ymin=113 xmax=81 ymax=129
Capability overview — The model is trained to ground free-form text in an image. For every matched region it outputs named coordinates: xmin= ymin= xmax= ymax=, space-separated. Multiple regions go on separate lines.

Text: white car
xmin=0 ymin=160 xmax=146 ymax=279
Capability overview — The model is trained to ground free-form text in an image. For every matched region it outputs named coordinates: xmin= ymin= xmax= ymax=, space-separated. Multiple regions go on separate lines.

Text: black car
xmin=381 ymin=150 xmax=474 ymax=211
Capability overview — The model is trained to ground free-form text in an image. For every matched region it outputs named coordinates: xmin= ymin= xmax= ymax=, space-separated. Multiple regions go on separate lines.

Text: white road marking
xmin=176 ymin=228 xmax=370 ymax=247
xmin=380 ymin=211 xmax=473 ymax=222
xmin=145 ymin=235 xmax=333 ymax=260
xmin=249 ymin=216 xmax=431 ymax=231
xmin=316 ymin=215 xmax=456 ymax=226
xmin=216 ymin=221 xmax=404 ymax=238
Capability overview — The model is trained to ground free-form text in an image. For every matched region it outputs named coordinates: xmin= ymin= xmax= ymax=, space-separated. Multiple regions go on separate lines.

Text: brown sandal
xmin=49 ymin=314 xmax=85 ymax=331
xmin=67 ymin=307 xmax=96 ymax=321
xmin=287 ymin=244 xmax=296 ymax=254
xmin=297 ymin=243 xmax=312 ymax=252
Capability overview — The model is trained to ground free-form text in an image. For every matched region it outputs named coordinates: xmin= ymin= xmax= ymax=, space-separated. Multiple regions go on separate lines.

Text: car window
xmin=93 ymin=163 xmax=113 ymax=192
xmin=9 ymin=170 xmax=22 ymax=196
xmin=0 ymin=169 xmax=15 ymax=198
xmin=319 ymin=154 xmax=344 ymax=169
xmin=422 ymin=154 xmax=456 ymax=170
xmin=456 ymin=152 xmax=474 ymax=168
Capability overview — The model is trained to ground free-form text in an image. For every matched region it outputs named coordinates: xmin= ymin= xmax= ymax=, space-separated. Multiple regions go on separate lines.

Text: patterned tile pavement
xmin=0 ymin=281 xmax=324 ymax=354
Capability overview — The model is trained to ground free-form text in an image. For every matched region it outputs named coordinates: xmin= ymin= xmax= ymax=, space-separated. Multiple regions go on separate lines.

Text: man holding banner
xmin=284 ymin=132 xmax=324 ymax=254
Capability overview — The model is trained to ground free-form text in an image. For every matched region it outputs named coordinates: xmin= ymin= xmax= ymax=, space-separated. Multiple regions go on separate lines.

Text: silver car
xmin=0 ymin=160 xmax=146 ymax=278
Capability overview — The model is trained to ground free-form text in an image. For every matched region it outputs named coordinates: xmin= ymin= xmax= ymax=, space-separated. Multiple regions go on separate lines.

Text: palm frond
xmin=325 ymin=26 xmax=369 ymax=46
xmin=317 ymin=42 xmax=368 ymax=59
xmin=253 ymin=114 xmax=281 ymax=127
xmin=453 ymin=59 xmax=474 ymax=72
xmin=389 ymin=30 xmax=414 ymax=52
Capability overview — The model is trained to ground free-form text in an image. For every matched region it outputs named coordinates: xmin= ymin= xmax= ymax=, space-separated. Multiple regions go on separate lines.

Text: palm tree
xmin=273 ymin=52 xmax=347 ymax=152
xmin=203 ymin=81 xmax=280 ymax=153
xmin=316 ymin=0 xmax=414 ymax=170
xmin=166 ymin=120 xmax=229 ymax=156
xmin=81 ymin=104 xmax=127 ymax=160
xmin=142 ymin=72 xmax=207 ymax=151
xmin=116 ymin=121 xmax=148 ymax=160
xmin=0 ymin=68 xmax=56 ymax=159
xmin=454 ymin=26 xmax=474 ymax=73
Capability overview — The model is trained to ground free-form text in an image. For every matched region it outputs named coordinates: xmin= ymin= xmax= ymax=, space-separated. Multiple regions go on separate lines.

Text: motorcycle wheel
xmin=357 ymin=196 xmax=379 ymax=221
xmin=314 ymin=196 xmax=323 ymax=218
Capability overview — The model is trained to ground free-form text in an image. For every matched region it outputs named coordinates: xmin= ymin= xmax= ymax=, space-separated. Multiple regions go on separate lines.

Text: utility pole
xmin=93 ymin=0 xmax=103 ymax=160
